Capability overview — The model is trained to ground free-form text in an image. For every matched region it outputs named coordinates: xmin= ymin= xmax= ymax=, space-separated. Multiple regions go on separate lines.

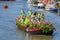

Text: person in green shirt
xmin=20 ymin=9 xmax=25 ymax=15
xmin=40 ymin=14 xmax=44 ymax=20
xmin=24 ymin=17 xmax=30 ymax=25
xmin=19 ymin=15 xmax=25 ymax=23
xmin=19 ymin=18 xmax=24 ymax=23
xmin=37 ymin=13 xmax=44 ymax=20
xmin=28 ymin=10 xmax=32 ymax=16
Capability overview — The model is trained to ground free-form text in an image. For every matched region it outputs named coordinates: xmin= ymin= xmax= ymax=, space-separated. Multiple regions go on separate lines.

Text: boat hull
xmin=16 ymin=17 xmax=54 ymax=35
xmin=25 ymin=28 xmax=53 ymax=35
xmin=50 ymin=8 xmax=58 ymax=12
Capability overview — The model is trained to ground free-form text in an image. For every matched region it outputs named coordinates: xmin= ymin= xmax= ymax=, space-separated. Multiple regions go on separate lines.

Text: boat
xmin=38 ymin=3 xmax=45 ymax=9
xmin=33 ymin=2 xmax=45 ymax=9
xmin=3 ymin=4 xmax=8 ymax=9
xmin=16 ymin=10 xmax=55 ymax=35
xmin=50 ymin=8 xmax=58 ymax=12
xmin=45 ymin=1 xmax=58 ymax=12
xmin=45 ymin=6 xmax=58 ymax=12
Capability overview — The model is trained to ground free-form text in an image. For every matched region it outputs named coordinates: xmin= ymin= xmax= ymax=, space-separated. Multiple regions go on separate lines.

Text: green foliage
xmin=19 ymin=18 xmax=24 ymax=23
xmin=54 ymin=0 xmax=60 ymax=2
xmin=41 ymin=25 xmax=49 ymax=33
xmin=28 ymin=10 xmax=32 ymax=16
xmin=20 ymin=9 xmax=25 ymax=15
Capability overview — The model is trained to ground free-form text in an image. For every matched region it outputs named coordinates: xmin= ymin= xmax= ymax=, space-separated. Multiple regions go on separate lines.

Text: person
xmin=33 ymin=12 xmax=37 ymax=16
xmin=24 ymin=16 xmax=30 ymax=25
xmin=38 ymin=12 xmax=44 ymax=20
xmin=19 ymin=15 xmax=25 ymax=23
xmin=43 ymin=0 xmax=48 ymax=4
xmin=27 ymin=0 xmax=32 ymax=4
xmin=38 ymin=0 xmax=43 ymax=3
xmin=40 ymin=13 xmax=44 ymax=21
xmin=28 ymin=9 xmax=32 ymax=16
xmin=20 ymin=9 xmax=25 ymax=15
xmin=37 ymin=13 xmax=41 ymax=17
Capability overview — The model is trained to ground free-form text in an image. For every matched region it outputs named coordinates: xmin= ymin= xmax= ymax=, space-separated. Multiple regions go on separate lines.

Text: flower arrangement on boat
xmin=16 ymin=9 xmax=55 ymax=35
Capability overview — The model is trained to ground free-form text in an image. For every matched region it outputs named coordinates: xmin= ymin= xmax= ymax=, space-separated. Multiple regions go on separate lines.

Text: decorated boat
xmin=16 ymin=9 xmax=55 ymax=35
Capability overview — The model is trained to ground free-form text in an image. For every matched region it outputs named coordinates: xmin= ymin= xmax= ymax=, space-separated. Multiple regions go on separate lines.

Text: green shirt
xmin=37 ymin=13 xmax=41 ymax=17
xmin=28 ymin=10 xmax=32 ymax=16
xmin=40 ymin=14 xmax=44 ymax=20
xmin=24 ymin=17 xmax=30 ymax=25
xmin=20 ymin=9 xmax=25 ymax=15
xmin=19 ymin=18 xmax=24 ymax=23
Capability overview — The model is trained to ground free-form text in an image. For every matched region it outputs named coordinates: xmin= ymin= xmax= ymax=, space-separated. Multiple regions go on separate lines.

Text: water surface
xmin=0 ymin=0 xmax=60 ymax=40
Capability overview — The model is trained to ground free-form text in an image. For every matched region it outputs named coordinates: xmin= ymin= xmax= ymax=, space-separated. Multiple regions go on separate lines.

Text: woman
xmin=43 ymin=0 xmax=48 ymax=4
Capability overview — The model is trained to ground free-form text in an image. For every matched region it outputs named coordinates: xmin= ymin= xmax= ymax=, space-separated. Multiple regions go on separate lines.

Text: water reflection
xmin=24 ymin=33 xmax=30 ymax=40
xmin=25 ymin=33 xmax=53 ymax=40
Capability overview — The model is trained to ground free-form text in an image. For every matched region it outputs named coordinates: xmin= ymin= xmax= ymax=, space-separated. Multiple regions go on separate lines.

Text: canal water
xmin=0 ymin=0 xmax=60 ymax=40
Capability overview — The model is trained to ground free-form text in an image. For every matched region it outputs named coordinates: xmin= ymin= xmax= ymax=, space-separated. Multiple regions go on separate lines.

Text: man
xmin=20 ymin=9 xmax=25 ymax=15
xmin=27 ymin=0 xmax=32 ymax=4
xmin=24 ymin=16 xmax=30 ymax=25
xmin=19 ymin=16 xmax=25 ymax=23
xmin=43 ymin=0 xmax=48 ymax=4
xmin=28 ymin=9 xmax=32 ymax=16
